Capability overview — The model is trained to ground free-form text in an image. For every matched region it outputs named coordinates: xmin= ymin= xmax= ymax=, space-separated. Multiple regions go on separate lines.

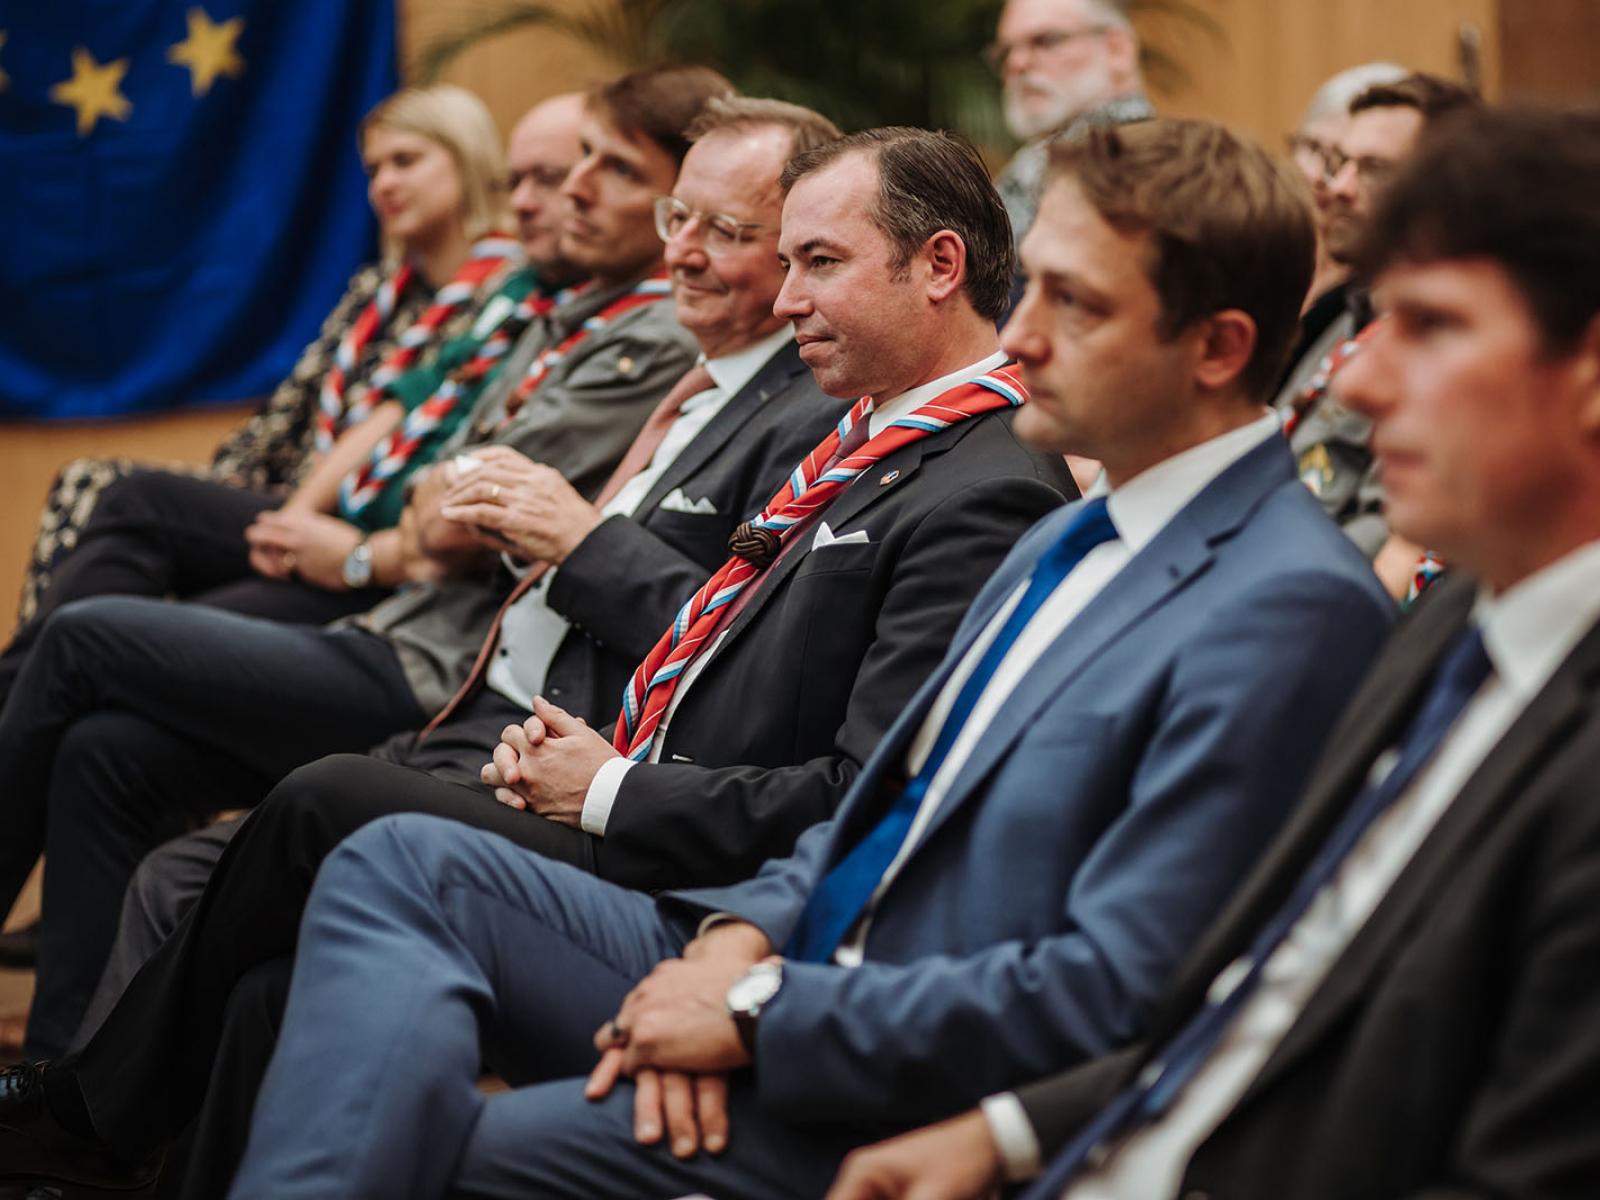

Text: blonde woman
xmin=3 ymin=85 xmax=520 ymax=699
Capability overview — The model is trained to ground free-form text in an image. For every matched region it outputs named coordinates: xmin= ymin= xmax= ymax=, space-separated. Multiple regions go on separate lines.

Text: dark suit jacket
xmin=542 ymin=341 xmax=849 ymax=723
xmin=1017 ymin=573 xmax=1600 ymax=1200
xmin=670 ymin=434 xmax=1393 ymax=1129
xmin=590 ymin=407 xmax=1076 ymax=892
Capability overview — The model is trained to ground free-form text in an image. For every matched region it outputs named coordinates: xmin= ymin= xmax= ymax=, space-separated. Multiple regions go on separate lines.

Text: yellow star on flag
xmin=0 ymin=32 xmax=10 ymax=93
xmin=167 ymin=8 xmax=245 ymax=96
xmin=50 ymin=47 xmax=132 ymax=137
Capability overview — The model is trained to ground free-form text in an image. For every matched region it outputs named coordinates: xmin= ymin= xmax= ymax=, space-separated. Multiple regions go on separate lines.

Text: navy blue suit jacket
xmin=670 ymin=432 xmax=1395 ymax=1128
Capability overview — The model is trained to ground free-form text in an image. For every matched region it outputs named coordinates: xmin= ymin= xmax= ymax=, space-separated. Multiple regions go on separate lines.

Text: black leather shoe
xmin=0 ymin=923 xmax=38 ymax=970
xmin=0 ymin=1063 xmax=159 ymax=1191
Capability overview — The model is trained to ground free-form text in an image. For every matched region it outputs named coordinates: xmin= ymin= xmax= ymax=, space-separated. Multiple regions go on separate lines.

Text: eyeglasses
xmin=1285 ymin=135 xmax=1403 ymax=187
xmin=1285 ymin=133 xmax=1336 ymax=174
xmin=1320 ymin=150 xmax=1401 ymax=187
xmin=653 ymin=196 xmax=768 ymax=254
xmin=981 ymin=26 xmax=1110 ymax=73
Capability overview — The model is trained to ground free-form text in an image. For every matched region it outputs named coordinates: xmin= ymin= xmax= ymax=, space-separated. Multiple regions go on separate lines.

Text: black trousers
xmin=0 ymin=594 xmax=428 ymax=1059
xmin=0 ymin=467 xmax=389 ymax=709
xmin=65 ymin=740 xmax=599 ymax=1174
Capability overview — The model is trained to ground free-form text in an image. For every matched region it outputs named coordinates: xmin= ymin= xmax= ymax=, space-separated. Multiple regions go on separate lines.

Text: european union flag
xmin=0 ymin=1 xmax=398 ymax=418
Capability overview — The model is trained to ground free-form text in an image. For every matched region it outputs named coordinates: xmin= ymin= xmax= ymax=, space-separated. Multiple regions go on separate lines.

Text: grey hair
xmin=1299 ymin=62 xmax=1410 ymax=127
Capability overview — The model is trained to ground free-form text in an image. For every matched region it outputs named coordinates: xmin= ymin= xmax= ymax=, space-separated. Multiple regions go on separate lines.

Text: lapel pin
xmin=879 ymin=469 xmax=900 ymax=486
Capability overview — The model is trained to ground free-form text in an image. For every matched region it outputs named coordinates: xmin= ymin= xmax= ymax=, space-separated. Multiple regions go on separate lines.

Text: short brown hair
xmin=687 ymin=96 xmax=842 ymax=159
xmin=1349 ymin=72 xmax=1480 ymax=128
xmin=1355 ymin=106 xmax=1600 ymax=355
xmin=1047 ymin=118 xmax=1315 ymax=400
xmin=779 ymin=128 xmax=1015 ymax=322
xmin=587 ymin=66 xmax=735 ymax=166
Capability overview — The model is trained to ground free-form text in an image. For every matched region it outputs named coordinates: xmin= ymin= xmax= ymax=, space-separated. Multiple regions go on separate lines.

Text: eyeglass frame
xmin=1284 ymin=134 xmax=1402 ymax=188
xmin=653 ymin=196 xmax=770 ymax=254
xmin=981 ymin=26 xmax=1111 ymax=74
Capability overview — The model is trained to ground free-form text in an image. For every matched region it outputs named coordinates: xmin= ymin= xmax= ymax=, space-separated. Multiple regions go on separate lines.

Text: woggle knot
xmin=729 ymin=522 xmax=781 ymax=568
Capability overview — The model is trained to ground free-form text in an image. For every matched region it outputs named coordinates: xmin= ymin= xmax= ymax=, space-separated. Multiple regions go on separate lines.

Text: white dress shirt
xmin=582 ymin=350 xmax=1010 ymax=836
xmin=485 ymin=326 xmax=793 ymax=711
xmin=987 ymin=536 xmax=1600 ymax=1197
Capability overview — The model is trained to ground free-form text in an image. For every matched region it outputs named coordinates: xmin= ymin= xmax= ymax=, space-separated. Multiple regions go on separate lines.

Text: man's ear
xmin=1570 ymin=312 xmax=1600 ymax=438
xmin=1193 ymin=309 xmax=1258 ymax=393
xmin=1102 ymin=27 xmax=1141 ymax=84
xmin=923 ymin=230 xmax=968 ymax=305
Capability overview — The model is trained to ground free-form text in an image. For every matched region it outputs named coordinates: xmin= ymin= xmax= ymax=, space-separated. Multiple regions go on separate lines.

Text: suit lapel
xmin=902 ymin=434 xmax=1298 ymax=854
xmin=1238 ymin=607 xmax=1600 ymax=1101
xmin=907 ymin=528 xmax=1213 ymax=852
xmin=817 ymin=518 xmax=1072 ymax=852
xmin=1144 ymin=577 xmax=1481 ymax=1037
xmin=633 ymin=342 xmax=811 ymax=517
xmin=704 ymin=418 xmax=971 ymax=654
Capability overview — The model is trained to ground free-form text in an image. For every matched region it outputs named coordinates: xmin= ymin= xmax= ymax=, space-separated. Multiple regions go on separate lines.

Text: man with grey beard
xmin=988 ymin=0 xmax=1153 ymax=243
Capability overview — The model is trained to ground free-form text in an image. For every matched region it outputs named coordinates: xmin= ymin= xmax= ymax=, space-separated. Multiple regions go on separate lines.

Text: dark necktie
xmin=786 ymin=498 xmax=1120 ymax=963
xmin=1021 ymin=622 xmax=1494 ymax=1198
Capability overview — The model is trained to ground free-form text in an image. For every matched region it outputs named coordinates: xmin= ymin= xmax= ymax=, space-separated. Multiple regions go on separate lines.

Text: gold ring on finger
xmin=490 ymin=483 xmax=502 ymax=502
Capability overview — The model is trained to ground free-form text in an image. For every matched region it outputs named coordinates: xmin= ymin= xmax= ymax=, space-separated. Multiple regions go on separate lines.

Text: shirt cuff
xmin=695 ymin=912 xmax=748 ymax=940
xmin=581 ymin=756 xmax=636 ymax=836
xmin=980 ymin=1092 xmax=1044 ymax=1182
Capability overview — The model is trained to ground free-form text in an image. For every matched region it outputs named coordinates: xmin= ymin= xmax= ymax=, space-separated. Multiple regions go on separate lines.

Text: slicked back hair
xmin=1354 ymin=106 xmax=1600 ymax=356
xmin=686 ymin=96 xmax=842 ymax=159
xmin=1047 ymin=117 xmax=1316 ymax=400
xmin=780 ymin=127 xmax=1015 ymax=322
xmin=586 ymin=65 xmax=735 ymax=166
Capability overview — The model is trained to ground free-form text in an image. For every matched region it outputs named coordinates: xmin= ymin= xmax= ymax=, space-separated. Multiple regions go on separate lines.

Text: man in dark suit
xmin=211 ymin=120 xmax=1391 ymax=1199
xmin=825 ymin=105 xmax=1600 ymax=1200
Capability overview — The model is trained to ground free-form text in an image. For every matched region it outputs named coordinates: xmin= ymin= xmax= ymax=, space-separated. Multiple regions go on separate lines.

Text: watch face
xmin=343 ymin=543 xmax=373 ymax=588
xmin=728 ymin=965 xmax=782 ymax=1013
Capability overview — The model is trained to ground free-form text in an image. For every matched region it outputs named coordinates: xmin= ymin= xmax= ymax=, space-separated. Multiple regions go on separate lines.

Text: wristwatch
xmin=341 ymin=538 xmax=374 ymax=589
xmin=725 ymin=960 xmax=783 ymax=1056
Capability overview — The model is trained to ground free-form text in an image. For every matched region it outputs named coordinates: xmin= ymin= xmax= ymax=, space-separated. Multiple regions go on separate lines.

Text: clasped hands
xmin=244 ymin=505 xmax=363 ymax=589
xmin=585 ymin=923 xmax=773 ymax=1160
xmin=440 ymin=444 xmax=603 ymax=565
xmin=480 ymin=696 xmax=619 ymax=826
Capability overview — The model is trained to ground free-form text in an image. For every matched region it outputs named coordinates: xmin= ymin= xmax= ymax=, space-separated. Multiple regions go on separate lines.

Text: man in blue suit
xmin=224 ymin=119 xmax=1394 ymax=1199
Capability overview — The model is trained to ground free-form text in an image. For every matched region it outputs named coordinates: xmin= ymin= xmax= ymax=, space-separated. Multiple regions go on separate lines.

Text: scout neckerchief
xmin=1405 ymin=550 xmax=1448 ymax=609
xmin=498 ymin=270 xmax=673 ymax=425
xmin=313 ymin=233 xmax=522 ymax=454
xmin=1282 ymin=315 xmax=1384 ymax=439
xmin=613 ymin=366 xmax=1028 ymax=762
xmin=336 ymin=270 xmax=582 ymax=520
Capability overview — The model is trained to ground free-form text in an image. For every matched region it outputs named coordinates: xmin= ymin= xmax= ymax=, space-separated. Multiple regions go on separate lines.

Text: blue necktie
xmin=1020 ymin=623 xmax=1494 ymax=1198
xmin=786 ymin=498 xmax=1120 ymax=963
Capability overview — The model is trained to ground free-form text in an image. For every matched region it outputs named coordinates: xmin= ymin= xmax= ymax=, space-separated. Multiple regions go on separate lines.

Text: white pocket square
xmin=659 ymin=487 xmax=719 ymax=515
xmin=811 ymin=521 xmax=871 ymax=550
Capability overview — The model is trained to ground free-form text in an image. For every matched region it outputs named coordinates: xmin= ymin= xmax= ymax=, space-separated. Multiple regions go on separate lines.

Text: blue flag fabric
xmin=0 ymin=1 xmax=397 ymax=419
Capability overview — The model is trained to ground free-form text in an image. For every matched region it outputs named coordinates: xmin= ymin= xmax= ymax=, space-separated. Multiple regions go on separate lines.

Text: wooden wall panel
xmin=1499 ymin=0 xmax=1600 ymax=105
xmin=1138 ymin=0 xmax=1500 ymax=147
xmin=397 ymin=0 xmax=620 ymax=140
xmin=395 ymin=0 xmax=1504 ymax=154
